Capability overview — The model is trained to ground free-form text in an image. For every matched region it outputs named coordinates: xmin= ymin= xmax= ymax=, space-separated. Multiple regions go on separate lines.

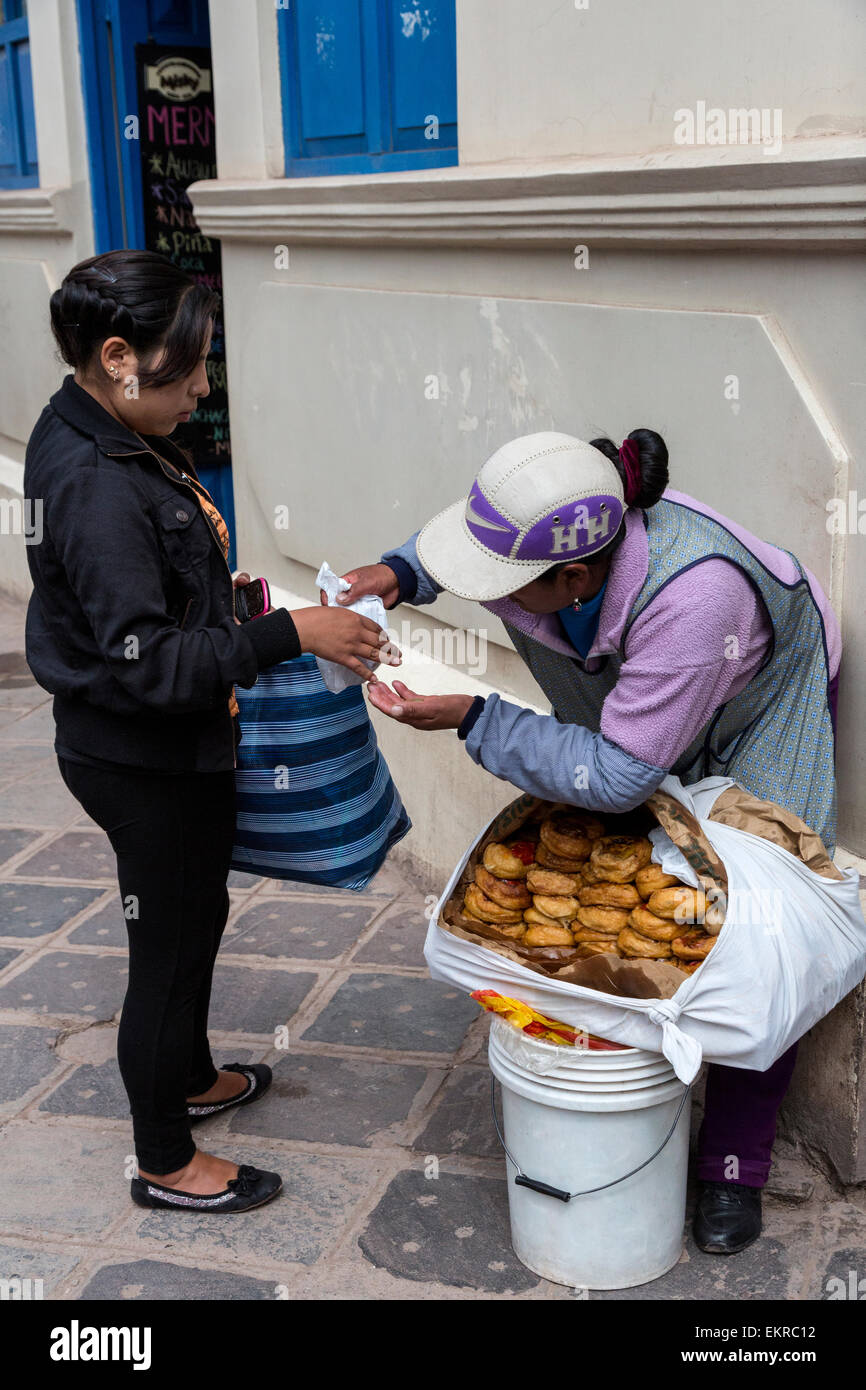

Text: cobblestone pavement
xmin=0 ymin=595 xmax=864 ymax=1302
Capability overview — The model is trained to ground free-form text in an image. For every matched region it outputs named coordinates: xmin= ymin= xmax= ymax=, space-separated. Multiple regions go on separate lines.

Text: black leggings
xmin=58 ymin=756 xmax=237 ymax=1175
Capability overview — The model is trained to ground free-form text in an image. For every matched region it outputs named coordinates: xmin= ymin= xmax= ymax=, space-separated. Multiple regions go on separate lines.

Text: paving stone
xmin=358 ymin=1168 xmax=537 ymax=1293
xmin=0 ymin=883 xmax=104 ymax=939
xmin=0 ymin=703 xmax=56 ymax=741
xmin=302 ymin=973 xmax=478 ymax=1053
xmin=0 ymin=827 xmax=43 ymax=867
xmin=229 ymin=1052 xmax=430 ymax=1145
xmin=0 ymin=744 xmax=56 ymax=783
xmin=0 ymin=1123 xmax=131 ymax=1235
xmin=0 ymin=1024 xmax=61 ymax=1104
xmin=227 ymin=869 xmax=258 ymax=892
xmin=0 ymin=946 xmax=21 ymax=972
xmin=0 ymin=774 xmax=83 ymax=827
xmin=11 ymin=829 xmax=116 ymax=882
xmin=207 ymin=962 xmax=317 ymax=1035
xmin=0 ymin=1242 xmax=82 ymax=1297
xmin=0 ymin=951 xmax=128 ymax=1020
xmin=78 ymin=1258 xmax=280 ymax=1301
xmin=132 ymin=1144 xmax=377 ymax=1266
xmin=64 ymin=897 xmax=127 ymax=947
xmin=38 ymin=1046 xmax=258 ymax=1121
xmin=224 ymin=897 xmax=376 ymax=961
xmin=591 ymin=1228 xmax=791 ymax=1300
xmin=819 ymin=1249 xmax=866 ymax=1300
xmin=412 ymin=1066 xmax=500 ymax=1158
xmin=353 ymin=906 xmax=429 ymax=967
xmin=0 ymin=685 xmax=47 ymax=709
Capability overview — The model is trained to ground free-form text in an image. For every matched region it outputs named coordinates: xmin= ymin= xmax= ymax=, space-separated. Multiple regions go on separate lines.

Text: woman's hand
xmin=292 ymin=607 xmax=401 ymax=683
xmin=232 ymin=571 xmax=252 ymax=626
xmin=320 ymin=563 xmax=400 ymax=609
xmin=367 ymin=679 xmax=474 ymax=730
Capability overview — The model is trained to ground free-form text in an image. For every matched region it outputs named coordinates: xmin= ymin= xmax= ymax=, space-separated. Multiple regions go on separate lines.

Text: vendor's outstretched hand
xmin=320 ymin=563 xmax=400 ymax=610
xmin=367 ymin=680 xmax=474 ymax=731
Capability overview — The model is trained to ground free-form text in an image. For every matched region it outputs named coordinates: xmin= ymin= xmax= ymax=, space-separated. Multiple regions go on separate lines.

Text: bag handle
xmin=490 ymin=1075 xmax=691 ymax=1203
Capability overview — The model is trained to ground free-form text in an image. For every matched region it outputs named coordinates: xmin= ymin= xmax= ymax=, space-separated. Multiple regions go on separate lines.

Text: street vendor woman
xmin=332 ymin=429 xmax=841 ymax=1257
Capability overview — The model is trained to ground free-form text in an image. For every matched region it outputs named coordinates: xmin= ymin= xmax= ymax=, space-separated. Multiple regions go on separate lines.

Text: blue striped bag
xmin=230 ymin=656 xmax=411 ymax=890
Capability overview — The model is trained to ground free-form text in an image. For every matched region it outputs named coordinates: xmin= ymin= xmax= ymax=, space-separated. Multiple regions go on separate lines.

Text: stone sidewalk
xmin=0 ymin=595 xmax=863 ymax=1302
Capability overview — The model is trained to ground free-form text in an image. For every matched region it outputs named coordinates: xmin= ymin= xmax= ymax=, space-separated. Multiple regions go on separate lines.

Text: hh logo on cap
xmin=550 ymin=504 xmax=613 ymax=555
xmin=465 ymin=485 xmax=623 ymax=561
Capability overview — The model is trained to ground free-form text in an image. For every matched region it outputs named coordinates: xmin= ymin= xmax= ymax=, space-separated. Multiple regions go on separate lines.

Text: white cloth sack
xmin=315 ymin=561 xmax=389 ymax=694
xmin=425 ymin=774 xmax=866 ymax=1084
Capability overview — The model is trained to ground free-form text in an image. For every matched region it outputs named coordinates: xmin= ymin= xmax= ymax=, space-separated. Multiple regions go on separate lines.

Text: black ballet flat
xmin=693 ymin=1180 xmax=762 ymax=1254
xmin=187 ymin=1063 xmax=272 ymax=1123
xmin=130 ymin=1162 xmax=282 ymax=1212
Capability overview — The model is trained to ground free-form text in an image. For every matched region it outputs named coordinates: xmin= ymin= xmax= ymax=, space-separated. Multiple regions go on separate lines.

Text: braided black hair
xmin=50 ymin=250 xmax=220 ymax=388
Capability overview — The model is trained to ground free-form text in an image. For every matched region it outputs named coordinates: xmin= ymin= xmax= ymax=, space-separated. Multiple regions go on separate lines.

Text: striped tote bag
xmin=231 ymin=656 xmax=411 ymax=890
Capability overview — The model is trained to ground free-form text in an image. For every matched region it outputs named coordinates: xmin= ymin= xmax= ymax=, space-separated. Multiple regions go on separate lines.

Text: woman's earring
xmin=572 ymin=598 xmax=582 ymax=612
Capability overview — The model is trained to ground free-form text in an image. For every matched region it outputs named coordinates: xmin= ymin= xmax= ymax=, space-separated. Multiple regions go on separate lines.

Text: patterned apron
xmin=503 ymin=497 xmax=838 ymax=853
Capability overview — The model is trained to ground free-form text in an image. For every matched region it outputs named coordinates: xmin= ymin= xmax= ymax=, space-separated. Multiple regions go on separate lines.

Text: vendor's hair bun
xmin=590 ymin=429 xmax=669 ymax=510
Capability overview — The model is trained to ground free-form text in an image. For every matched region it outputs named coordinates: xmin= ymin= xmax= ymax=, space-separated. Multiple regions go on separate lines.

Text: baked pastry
xmin=474 ymin=864 xmax=532 ymax=911
xmin=575 ymin=940 xmax=621 ymax=958
xmin=676 ymin=959 xmax=702 ymax=975
xmin=482 ymin=839 xmax=536 ymax=880
xmin=495 ymin=922 xmax=528 ymax=940
xmin=523 ymin=906 xmax=564 ymax=928
xmin=635 ymin=864 xmax=680 ymax=898
xmin=628 ymin=905 xmax=680 ymax=942
xmin=589 ymin=835 xmax=653 ymax=884
xmin=647 ymin=886 xmax=707 ymax=924
xmin=535 ymin=842 xmax=588 ymax=873
xmin=575 ymin=904 xmax=631 ymax=933
xmin=671 ymin=931 xmax=715 ymax=961
xmin=464 ymin=882 xmax=525 ymax=925
xmin=572 ymin=925 xmax=621 ymax=943
xmin=538 ymin=813 xmax=598 ymax=861
xmin=527 ymin=867 xmax=582 ymax=896
xmin=578 ymin=882 xmax=641 ymax=909
xmin=579 ymin=861 xmax=604 ymax=884
xmin=532 ymin=893 xmax=580 ymax=920
xmin=524 ymin=923 xmax=576 ymax=946
xmin=617 ymin=925 xmax=672 ymax=959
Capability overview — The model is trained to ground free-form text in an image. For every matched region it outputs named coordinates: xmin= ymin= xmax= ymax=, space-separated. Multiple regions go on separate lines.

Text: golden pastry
xmin=538 ymin=813 xmax=597 ymax=861
xmin=482 ymin=840 xmax=535 ymax=880
xmin=532 ymin=893 xmax=580 ymax=920
xmin=647 ymin=886 xmax=708 ymax=924
xmin=617 ymin=925 xmax=672 ymax=959
xmin=677 ymin=959 xmax=702 ymax=975
xmin=579 ymin=861 xmax=604 ymax=884
xmin=523 ymin=906 xmax=564 ymax=928
xmin=524 ymin=923 xmax=576 ymax=946
xmin=578 ymin=882 xmax=641 ymax=909
xmin=575 ymin=904 xmax=631 ymax=933
xmin=589 ymin=835 xmax=653 ymax=884
xmin=527 ymin=867 xmax=582 ymax=896
xmin=671 ymin=931 xmax=715 ymax=961
xmin=572 ymin=925 xmax=621 ymax=943
xmin=635 ymin=864 xmax=680 ymax=898
xmin=474 ymin=863 xmax=532 ymax=911
xmin=575 ymin=940 xmax=621 ymax=959
xmin=495 ymin=922 xmax=528 ymax=940
xmin=535 ymin=842 xmax=588 ymax=873
xmin=464 ymin=882 xmax=525 ymax=925
xmin=628 ymin=905 xmax=680 ymax=942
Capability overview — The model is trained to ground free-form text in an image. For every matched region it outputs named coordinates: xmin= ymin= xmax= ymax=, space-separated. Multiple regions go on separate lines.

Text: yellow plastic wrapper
xmin=471 ymin=989 xmax=625 ymax=1049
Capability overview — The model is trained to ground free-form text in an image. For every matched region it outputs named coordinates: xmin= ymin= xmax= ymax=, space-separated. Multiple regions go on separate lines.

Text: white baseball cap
xmin=417 ymin=432 xmax=626 ymax=602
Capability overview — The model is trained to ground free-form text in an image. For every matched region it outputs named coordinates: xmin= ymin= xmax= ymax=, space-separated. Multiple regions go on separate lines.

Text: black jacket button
xmin=176 ymin=509 xmax=189 ymax=522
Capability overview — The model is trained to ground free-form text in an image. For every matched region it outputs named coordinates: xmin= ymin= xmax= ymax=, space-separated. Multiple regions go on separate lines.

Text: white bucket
xmin=487 ymin=1015 xmax=691 ymax=1290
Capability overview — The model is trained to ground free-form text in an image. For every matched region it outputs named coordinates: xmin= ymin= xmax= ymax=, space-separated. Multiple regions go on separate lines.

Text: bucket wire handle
xmin=490 ymin=1074 xmax=692 ymax=1203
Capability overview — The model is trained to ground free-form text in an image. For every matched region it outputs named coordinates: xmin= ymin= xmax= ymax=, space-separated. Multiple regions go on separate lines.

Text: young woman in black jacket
xmin=25 ymin=250 xmax=394 ymax=1213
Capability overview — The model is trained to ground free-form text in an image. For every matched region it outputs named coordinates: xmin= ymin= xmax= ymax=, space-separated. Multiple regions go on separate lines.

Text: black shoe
xmin=694 ymin=1180 xmax=762 ymax=1254
xmin=131 ymin=1162 xmax=282 ymax=1212
xmin=187 ymin=1063 xmax=272 ymax=1124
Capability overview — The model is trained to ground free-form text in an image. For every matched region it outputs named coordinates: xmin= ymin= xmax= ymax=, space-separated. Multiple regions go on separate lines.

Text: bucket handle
xmin=490 ymin=1075 xmax=692 ymax=1203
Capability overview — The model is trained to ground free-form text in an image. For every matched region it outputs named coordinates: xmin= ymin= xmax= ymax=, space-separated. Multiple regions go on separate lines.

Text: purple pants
xmin=696 ymin=670 xmax=839 ymax=1187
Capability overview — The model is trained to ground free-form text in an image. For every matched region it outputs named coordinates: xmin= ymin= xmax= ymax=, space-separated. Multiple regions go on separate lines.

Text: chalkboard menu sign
xmin=135 ymin=44 xmax=230 ymax=480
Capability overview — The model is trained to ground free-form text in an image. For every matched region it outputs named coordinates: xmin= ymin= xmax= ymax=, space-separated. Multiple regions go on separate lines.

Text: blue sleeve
xmin=380 ymin=530 xmax=443 ymax=607
xmin=463 ymin=693 xmax=667 ymax=813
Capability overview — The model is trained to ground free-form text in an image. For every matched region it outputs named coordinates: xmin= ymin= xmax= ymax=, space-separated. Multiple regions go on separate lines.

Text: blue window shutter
xmin=279 ymin=0 xmax=456 ymax=174
xmin=0 ymin=15 xmax=38 ymax=187
xmin=386 ymin=0 xmax=456 ymax=153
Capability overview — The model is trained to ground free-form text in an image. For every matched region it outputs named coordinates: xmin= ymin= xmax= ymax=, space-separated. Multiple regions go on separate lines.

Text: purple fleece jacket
xmin=381 ymin=490 xmax=842 ymax=811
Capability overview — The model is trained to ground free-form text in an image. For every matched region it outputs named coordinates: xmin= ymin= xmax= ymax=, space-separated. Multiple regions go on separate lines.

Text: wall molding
xmin=0 ymin=187 xmax=75 ymax=235
xmin=190 ymin=137 xmax=866 ymax=250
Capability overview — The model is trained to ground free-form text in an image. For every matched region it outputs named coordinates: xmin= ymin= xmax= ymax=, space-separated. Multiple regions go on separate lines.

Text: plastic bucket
xmin=487 ymin=1015 xmax=691 ymax=1290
